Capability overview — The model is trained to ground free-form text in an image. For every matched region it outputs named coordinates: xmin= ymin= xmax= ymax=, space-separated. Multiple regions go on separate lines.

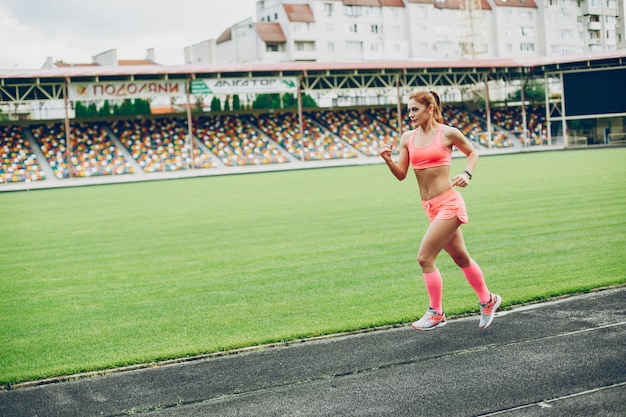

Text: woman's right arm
xmin=380 ymin=131 xmax=410 ymax=181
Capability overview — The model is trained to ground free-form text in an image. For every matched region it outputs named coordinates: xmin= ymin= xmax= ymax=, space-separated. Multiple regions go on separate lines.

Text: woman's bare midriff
xmin=414 ymin=166 xmax=452 ymax=201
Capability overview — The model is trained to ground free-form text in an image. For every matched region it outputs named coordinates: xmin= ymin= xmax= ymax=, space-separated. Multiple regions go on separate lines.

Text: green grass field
xmin=1 ymin=148 xmax=625 ymax=386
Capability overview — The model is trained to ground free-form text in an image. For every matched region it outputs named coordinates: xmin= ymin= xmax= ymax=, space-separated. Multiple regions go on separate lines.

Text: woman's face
xmin=407 ymin=98 xmax=431 ymax=127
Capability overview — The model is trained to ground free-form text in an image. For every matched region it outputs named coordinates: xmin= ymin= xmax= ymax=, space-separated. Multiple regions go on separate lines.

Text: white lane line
xmin=476 ymin=381 xmax=626 ymax=416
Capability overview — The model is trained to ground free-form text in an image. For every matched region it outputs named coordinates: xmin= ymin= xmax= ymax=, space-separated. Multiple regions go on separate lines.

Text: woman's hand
xmin=379 ymin=144 xmax=394 ymax=161
xmin=452 ymin=171 xmax=471 ymax=188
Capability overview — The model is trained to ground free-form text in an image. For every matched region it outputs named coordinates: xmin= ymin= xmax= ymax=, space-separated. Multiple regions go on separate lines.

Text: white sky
xmin=0 ymin=0 xmax=258 ymax=69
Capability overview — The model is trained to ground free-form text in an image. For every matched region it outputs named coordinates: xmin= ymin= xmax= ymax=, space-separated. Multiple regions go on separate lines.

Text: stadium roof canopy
xmin=0 ymin=50 xmax=624 ymax=104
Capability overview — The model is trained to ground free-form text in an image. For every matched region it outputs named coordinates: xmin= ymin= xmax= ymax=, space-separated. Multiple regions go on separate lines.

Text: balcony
xmin=587 ymin=21 xmax=602 ymax=31
xmin=588 ymin=38 xmax=602 ymax=46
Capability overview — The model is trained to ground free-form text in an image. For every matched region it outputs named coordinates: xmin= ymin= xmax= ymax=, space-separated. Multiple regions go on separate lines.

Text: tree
xmin=507 ymin=80 xmax=545 ymax=103
xmin=232 ymin=94 xmax=241 ymax=111
xmin=301 ymin=93 xmax=317 ymax=108
xmin=75 ymin=101 xmax=87 ymax=118
xmin=252 ymin=94 xmax=281 ymax=110
xmin=210 ymin=96 xmax=221 ymax=112
xmin=107 ymin=99 xmax=151 ymax=116
xmin=282 ymin=93 xmax=297 ymax=108
xmin=99 ymin=101 xmax=111 ymax=117
xmin=136 ymin=99 xmax=151 ymax=115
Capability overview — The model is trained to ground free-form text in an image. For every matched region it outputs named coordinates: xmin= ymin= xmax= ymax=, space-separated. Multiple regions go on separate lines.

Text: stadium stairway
xmin=103 ymin=126 xmax=146 ymax=175
xmin=308 ymin=116 xmax=367 ymax=160
xmin=503 ymin=129 xmax=523 ymax=149
xmin=244 ymin=117 xmax=299 ymax=163
xmin=23 ymin=129 xmax=59 ymax=182
xmin=192 ymin=135 xmax=226 ymax=168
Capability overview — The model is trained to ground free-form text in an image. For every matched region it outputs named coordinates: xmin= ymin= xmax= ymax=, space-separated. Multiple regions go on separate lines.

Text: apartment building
xmin=184 ymin=0 xmax=624 ymax=64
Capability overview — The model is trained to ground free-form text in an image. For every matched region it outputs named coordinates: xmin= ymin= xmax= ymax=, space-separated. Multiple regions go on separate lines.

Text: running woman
xmin=379 ymin=90 xmax=501 ymax=330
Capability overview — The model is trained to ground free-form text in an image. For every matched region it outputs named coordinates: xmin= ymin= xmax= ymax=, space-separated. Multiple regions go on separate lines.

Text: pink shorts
xmin=421 ymin=188 xmax=468 ymax=224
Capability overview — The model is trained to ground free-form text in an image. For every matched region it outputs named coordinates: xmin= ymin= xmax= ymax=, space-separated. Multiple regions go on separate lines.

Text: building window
xmin=324 ymin=3 xmax=334 ymax=16
xmin=295 ymin=41 xmax=315 ymax=52
xmin=344 ymin=5 xmax=362 ymax=16
xmin=589 ymin=31 xmax=600 ymax=40
xmin=370 ymin=42 xmax=383 ymax=53
xmin=519 ymin=11 xmax=533 ymax=19
xmin=347 ymin=23 xmax=358 ymax=33
xmin=521 ymin=27 xmax=534 ymax=37
xmin=520 ymin=42 xmax=535 ymax=51
xmin=327 ymin=42 xmax=335 ymax=52
xmin=371 ymin=24 xmax=380 ymax=34
xmin=346 ymin=41 xmax=363 ymax=55
xmin=364 ymin=7 xmax=381 ymax=17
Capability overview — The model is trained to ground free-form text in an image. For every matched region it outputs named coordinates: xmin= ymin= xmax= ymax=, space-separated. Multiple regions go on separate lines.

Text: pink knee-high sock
xmin=462 ymin=260 xmax=491 ymax=304
xmin=423 ymin=270 xmax=443 ymax=315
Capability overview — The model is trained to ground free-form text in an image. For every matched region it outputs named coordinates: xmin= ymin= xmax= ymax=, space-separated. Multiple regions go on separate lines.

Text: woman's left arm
xmin=446 ymin=126 xmax=478 ymax=187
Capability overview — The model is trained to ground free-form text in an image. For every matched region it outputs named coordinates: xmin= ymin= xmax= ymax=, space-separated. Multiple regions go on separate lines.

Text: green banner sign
xmin=191 ymin=76 xmax=298 ymax=95
xmin=191 ymin=80 xmax=213 ymax=94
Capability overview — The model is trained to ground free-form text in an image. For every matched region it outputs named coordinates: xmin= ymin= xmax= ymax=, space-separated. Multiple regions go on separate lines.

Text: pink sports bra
xmin=409 ymin=125 xmax=451 ymax=169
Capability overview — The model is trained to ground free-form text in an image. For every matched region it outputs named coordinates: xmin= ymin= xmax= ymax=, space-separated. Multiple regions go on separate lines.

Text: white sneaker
xmin=479 ymin=294 xmax=502 ymax=330
xmin=411 ymin=308 xmax=447 ymax=331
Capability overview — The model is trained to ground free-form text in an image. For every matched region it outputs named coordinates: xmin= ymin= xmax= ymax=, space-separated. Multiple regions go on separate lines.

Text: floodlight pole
xmin=298 ymin=75 xmax=305 ymax=162
xmin=521 ymin=74 xmax=530 ymax=147
xmin=396 ymin=71 xmax=403 ymax=134
xmin=63 ymin=77 xmax=72 ymax=178
xmin=544 ymin=73 xmax=551 ymax=146
xmin=484 ymin=78 xmax=493 ymax=149
xmin=186 ymin=75 xmax=195 ymax=170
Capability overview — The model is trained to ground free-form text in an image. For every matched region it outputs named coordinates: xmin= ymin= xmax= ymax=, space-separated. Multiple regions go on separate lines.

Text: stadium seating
xmin=111 ymin=117 xmax=214 ymax=172
xmin=479 ymin=105 xmax=547 ymax=146
xmin=30 ymin=122 xmax=135 ymax=178
xmin=194 ymin=114 xmax=289 ymax=166
xmin=0 ymin=125 xmax=45 ymax=183
xmin=310 ymin=109 xmax=397 ymax=156
xmin=248 ymin=112 xmax=360 ymax=161
xmin=384 ymin=106 xmax=511 ymax=148
xmin=0 ymin=105 xmax=549 ymax=184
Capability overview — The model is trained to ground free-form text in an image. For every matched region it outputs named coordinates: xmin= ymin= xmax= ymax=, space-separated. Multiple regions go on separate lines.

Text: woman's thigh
xmin=418 ymin=218 xmax=461 ymax=263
